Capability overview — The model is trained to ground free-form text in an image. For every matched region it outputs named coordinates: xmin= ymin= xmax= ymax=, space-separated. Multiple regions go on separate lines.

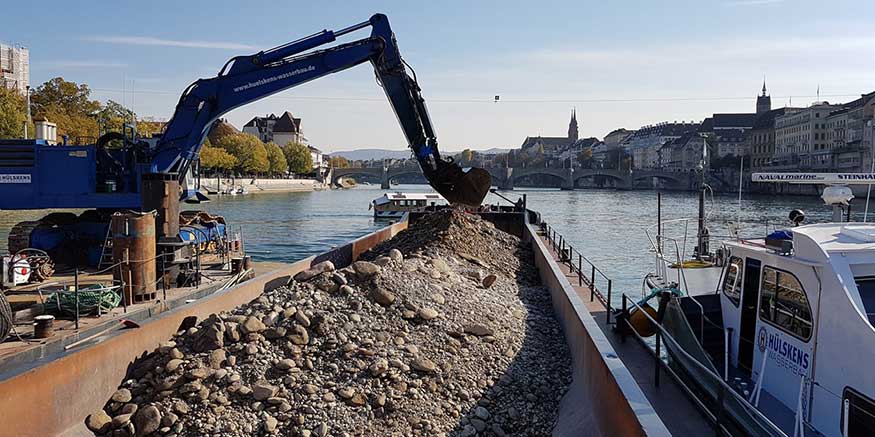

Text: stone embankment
xmin=88 ymin=210 xmax=571 ymax=436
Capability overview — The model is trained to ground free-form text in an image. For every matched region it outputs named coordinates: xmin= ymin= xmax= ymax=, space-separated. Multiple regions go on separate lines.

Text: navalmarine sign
xmin=0 ymin=174 xmax=31 ymax=184
xmin=753 ymin=173 xmax=875 ymax=184
xmin=758 ymin=327 xmax=810 ymax=376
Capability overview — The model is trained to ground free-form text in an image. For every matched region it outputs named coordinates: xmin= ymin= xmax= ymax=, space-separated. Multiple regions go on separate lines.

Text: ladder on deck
xmin=97 ymin=226 xmax=114 ymax=270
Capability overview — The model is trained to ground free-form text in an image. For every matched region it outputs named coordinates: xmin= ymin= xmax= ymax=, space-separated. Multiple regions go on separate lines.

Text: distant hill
xmin=330 ymin=147 xmax=512 ymax=161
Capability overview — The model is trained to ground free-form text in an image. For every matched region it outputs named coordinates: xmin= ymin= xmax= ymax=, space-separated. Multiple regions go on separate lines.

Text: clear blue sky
xmin=5 ymin=0 xmax=874 ymax=152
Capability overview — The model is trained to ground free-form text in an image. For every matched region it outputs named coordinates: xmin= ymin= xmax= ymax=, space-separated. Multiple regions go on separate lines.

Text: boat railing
xmin=541 ymin=222 xmax=615 ymax=323
xmin=619 ymin=292 xmax=790 ymax=437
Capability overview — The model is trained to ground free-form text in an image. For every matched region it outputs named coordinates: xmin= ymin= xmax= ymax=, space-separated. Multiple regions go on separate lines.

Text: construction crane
xmin=0 ymin=14 xmax=491 ymax=262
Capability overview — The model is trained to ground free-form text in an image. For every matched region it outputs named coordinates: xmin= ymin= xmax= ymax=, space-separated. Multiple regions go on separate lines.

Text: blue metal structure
xmin=0 ymin=14 xmax=489 ymax=210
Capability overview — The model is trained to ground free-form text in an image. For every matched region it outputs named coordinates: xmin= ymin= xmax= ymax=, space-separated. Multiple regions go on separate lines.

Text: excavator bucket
xmin=429 ymin=161 xmax=492 ymax=207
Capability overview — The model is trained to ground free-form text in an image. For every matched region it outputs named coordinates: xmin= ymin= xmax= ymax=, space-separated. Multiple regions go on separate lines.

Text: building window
xmin=722 ymin=256 xmax=743 ymax=306
xmin=760 ymin=267 xmax=813 ymax=340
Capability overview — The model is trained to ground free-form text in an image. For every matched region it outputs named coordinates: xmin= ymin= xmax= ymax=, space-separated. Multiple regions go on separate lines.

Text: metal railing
xmin=540 ymin=222 xmax=614 ymax=324
xmin=618 ymin=292 xmax=791 ymax=437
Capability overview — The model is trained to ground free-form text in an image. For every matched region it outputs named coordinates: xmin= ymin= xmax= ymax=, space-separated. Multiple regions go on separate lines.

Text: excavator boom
xmin=152 ymin=14 xmax=490 ymax=206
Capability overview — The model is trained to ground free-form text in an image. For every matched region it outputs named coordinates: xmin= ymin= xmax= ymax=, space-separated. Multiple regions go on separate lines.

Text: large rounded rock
xmin=370 ymin=287 xmax=395 ymax=307
xmin=352 ymin=261 xmax=382 ymax=278
xmin=85 ymin=410 xmax=112 ymax=434
xmin=133 ymin=405 xmax=161 ymax=436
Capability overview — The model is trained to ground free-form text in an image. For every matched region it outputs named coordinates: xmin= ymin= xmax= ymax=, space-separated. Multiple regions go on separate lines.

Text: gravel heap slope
xmin=88 ymin=210 xmax=572 ymax=437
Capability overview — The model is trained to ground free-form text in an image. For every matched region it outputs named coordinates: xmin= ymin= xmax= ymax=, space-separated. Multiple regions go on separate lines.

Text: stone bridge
xmin=326 ymin=167 xmax=695 ymax=190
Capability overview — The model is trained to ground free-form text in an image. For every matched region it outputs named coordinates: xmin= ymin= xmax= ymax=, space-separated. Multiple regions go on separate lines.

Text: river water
xmin=2 ymin=185 xmax=871 ymax=302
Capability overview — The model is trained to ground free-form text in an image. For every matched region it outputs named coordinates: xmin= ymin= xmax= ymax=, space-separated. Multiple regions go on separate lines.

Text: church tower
xmin=568 ymin=108 xmax=579 ymax=142
xmin=756 ymin=80 xmax=771 ymax=115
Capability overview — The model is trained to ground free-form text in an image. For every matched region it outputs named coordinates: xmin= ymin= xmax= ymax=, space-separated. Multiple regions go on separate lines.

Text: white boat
xmin=627 ymin=173 xmax=875 ymax=436
xmin=370 ymin=192 xmax=446 ymax=220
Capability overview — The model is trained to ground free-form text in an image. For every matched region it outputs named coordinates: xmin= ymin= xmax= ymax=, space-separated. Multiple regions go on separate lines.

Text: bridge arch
xmin=511 ymin=169 xmax=570 ymax=189
xmin=331 ymin=168 xmax=383 ymax=186
xmin=386 ymin=170 xmax=427 ymax=184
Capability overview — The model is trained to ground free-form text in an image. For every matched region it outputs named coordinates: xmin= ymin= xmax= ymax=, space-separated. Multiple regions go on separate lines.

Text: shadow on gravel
xmin=450 ymin=241 xmax=573 ymax=437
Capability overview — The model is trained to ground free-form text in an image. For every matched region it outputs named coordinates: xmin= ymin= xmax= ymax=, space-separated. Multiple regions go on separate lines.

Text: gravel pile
xmin=88 ymin=210 xmax=572 ymax=436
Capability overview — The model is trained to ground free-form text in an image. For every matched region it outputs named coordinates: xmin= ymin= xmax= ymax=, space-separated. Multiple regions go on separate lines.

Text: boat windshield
xmin=853 ymin=277 xmax=875 ymax=326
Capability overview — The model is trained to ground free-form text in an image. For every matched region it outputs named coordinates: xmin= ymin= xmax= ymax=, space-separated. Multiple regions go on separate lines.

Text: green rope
xmin=44 ymin=284 xmax=122 ymax=316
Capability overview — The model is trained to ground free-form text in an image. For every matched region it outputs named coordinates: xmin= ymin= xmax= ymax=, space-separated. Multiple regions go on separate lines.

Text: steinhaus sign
xmin=752 ymin=173 xmax=875 ymax=184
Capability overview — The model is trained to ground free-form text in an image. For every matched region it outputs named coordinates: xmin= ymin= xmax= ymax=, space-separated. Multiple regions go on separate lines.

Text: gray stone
xmin=294 ymin=310 xmax=311 ymax=327
xmin=388 ymin=248 xmax=403 ymax=262
xmin=374 ymin=256 xmax=392 ymax=267
xmin=86 ymin=410 xmax=112 ymax=434
xmin=264 ymin=414 xmax=278 ymax=433
xmin=240 ymin=316 xmax=266 ymax=335
xmin=464 ymin=324 xmax=494 ymax=337
xmin=474 ymin=406 xmax=490 ymax=420
xmin=370 ymin=287 xmax=395 ymax=307
xmin=430 ymin=258 xmax=450 ymax=273
xmin=293 ymin=260 xmax=335 ymax=282
xmin=471 ymin=418 xmax=487 ymax=433
xmin=411 ymin=357 xmax=437 ymax=373
xmin=482 ymin=274 xmax=498 ymax=288
xmin=288 ymin=325 xmax=309 ymax=345
xmin=331 ymin=273 xmax=347 ymax=285
xmin=252 ymin=382 xmax=278 ymax=401
xmin=111 ymin=388 xmax=132 ymax=403
xmin=352 ymin=261 xmax=382 ymax=278
xmin=370 ymin=358 xmax=389 ymax=377
xmin=110 ymin=413 xmax=132 ymax=429
xmin=133 ymin=405 xmax=161 ymax=436
xmin=275 ymin=358 xmax=296 ymax=371
xmin=418 ymin=307 xmax=439 ymax=320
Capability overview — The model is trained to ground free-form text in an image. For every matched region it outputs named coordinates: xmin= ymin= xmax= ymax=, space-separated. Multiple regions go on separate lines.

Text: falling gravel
xmin=89 ymin=210 xmax=572 ymax=436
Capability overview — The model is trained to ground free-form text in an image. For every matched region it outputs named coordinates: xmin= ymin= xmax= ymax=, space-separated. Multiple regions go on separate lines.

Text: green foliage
xmin=265 ymin=142 xmax=288 ymax=175
xmin=217 ymin=133 xmax=270 ymax=174
xmin=31 ymin=77 xmax=100 ymax=116
xmin=328 ymin=155 xmax=350 ymax=168
xmin=199 ymin=139 xmax=237 ymax=172
xmin=0 ymin=87 xmax=27 ymax=138
xmin=97 ymin=100 xmax=136 ymax=133
xmin=282 ymin=142 xmax=313 ymax=174
xmin=31 ymin=77 xmax=101 ymax=142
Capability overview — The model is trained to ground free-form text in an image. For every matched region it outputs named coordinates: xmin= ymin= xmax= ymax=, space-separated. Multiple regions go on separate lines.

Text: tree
xmin=198 ymin=139 xmax=237 ymax=173
xmin=31 ymin=77 xmax=100 ymax=116
xmin=97 ymin=100 xmax=135 ymax=133
xmin=328 ymin=155 xmax=350 ymax=168
xmin=265 ymin=142 xmax=287 ymax=175
xmin=0 ymin=87 xmax=27 ymax=139
xmin=31 ymin=77 xmax=101 ymax=142
xmin=282 ymin=142 xmax=313 ymax=174
xmin=217 ymin=133 xmax=269 ymax=174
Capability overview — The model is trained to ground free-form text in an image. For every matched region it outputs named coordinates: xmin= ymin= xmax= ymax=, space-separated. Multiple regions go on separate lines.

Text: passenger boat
xmin=627 ymin=173 xmax=875 ymax=436
xmin=370 ymin=192 xmax=446 ymax=219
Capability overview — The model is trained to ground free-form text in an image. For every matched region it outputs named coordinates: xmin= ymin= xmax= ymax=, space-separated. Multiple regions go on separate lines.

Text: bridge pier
xmin=380 ymin=167 xmax=390 ymax=190
xmin=498 ymin=168 xmax=514 ymax=190
xmin=560 ymin=168 xmax=574 ymax=190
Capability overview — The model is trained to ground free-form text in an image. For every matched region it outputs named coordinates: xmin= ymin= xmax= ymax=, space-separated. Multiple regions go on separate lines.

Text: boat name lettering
xmin=762 ymin=328 xmax=809 ymax=376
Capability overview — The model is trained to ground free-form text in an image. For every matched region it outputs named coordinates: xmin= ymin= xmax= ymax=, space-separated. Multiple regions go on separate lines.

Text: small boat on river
xmin=370 ymin=192 xmax=446 ymax=220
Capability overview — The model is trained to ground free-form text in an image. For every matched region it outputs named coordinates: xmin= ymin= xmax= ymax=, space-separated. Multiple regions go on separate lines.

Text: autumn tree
xmin=328 ymin=155 xmax=350 ymax=168
xmin=265 ymin=142 xmax=288 ymax=175
xmin=282 ymin=142 xmax=313 ymax=175
xmin=198 ymin=139 xmax=237 ymax=173
xmin=0 ymin=87 xmax=27 ymax=139
xmin=31 ymin=77 xmax=101 ymax=143
xmin=217 ymin=133 xmax=269 ymax=174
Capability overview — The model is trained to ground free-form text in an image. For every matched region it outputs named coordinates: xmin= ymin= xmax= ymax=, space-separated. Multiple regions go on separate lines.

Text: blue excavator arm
xmin=151 ymin=14 xmax=490 ymax=206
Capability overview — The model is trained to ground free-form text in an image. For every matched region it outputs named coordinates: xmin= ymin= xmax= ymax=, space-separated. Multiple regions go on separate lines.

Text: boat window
xmin=853 ymin=277 xmax=875 ymax=326
xmin=722 ymin=256 xmax=742 ymax=306
xmin=843 ymin=388 xmax=875 ymax=436
xmin=759 ymin=267 xmax=813 ymax=340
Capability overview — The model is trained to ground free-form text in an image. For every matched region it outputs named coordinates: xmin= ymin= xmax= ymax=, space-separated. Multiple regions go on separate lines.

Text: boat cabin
xmin=676 ymin=223 xmax=875 ymax=435
xmin=371 ymin=192 xmax=447 ymax=219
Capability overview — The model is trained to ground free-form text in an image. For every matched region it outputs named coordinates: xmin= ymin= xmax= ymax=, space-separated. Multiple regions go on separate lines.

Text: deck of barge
xmin=0 ymin=260 xmax=287 ymax=370
xmin=539 ymin=233 xmax=714 ymax=436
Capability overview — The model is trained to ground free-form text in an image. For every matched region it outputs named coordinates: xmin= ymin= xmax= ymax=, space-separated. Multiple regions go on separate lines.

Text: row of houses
xmin=518 ymin=83 xmax=875 ymax=173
